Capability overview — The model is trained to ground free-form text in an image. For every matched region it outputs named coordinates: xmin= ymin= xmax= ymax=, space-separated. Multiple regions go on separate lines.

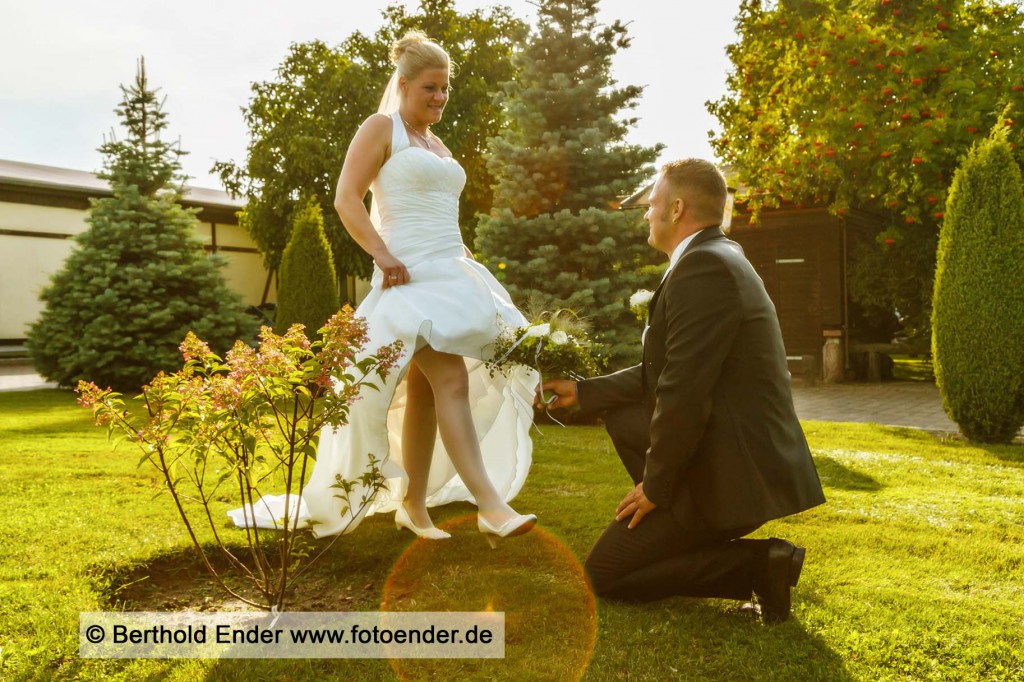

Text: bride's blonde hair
xmin=390 ymin=30 xmax=450 ymax=80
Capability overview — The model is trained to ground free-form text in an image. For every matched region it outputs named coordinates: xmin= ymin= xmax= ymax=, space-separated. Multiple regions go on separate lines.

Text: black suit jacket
xmin=578 ymin=227 xmax=825 ymax=531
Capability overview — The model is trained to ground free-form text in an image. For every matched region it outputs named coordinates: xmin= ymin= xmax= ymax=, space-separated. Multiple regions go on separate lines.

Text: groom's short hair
xmin=661 ymin=159 xmax=728 ymax=224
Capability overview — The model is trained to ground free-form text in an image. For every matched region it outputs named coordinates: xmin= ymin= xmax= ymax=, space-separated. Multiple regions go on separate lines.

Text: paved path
xmin=2 ymin=362 xmax=1010 ymax=437
xmin=791 ymin=381 xmax=957 ymax=434
xmin=0 ymin=363 xmax=57 ymax=392
xmin=5 ymin=364 xmax=959 ymax=433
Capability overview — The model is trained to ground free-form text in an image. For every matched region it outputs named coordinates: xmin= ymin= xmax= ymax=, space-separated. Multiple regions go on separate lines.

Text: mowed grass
xmin=1 ymin=390 xmax=1023 ymax=681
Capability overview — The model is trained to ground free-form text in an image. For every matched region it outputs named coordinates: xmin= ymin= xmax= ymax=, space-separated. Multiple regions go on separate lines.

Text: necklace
xmin=401 ymin=116 xmax=432 ymax=150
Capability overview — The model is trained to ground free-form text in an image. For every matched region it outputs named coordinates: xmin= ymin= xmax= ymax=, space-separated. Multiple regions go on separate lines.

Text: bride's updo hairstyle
xmin=376 ymin=31 xmax=453 ymax=114
xmin=390 ymin=30 xmax=450 ymax=80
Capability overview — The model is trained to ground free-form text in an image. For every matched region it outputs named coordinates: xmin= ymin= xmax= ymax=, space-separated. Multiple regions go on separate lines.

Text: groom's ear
xmin=672 ymin=196 xmax=686 ymax=224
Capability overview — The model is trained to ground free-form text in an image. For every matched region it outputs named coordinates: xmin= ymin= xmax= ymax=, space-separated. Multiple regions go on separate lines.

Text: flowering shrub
xmin=76 ymin=306 xmax=402 ymax=610
xmin=488 ymin=311 xmax=598 ymax=399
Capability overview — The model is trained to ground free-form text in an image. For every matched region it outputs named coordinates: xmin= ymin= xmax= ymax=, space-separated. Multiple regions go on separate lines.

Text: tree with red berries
xmin=708 ymin=0 xmax=1024 ymax=338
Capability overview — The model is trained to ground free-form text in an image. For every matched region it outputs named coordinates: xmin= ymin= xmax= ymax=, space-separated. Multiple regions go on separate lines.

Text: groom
xmin=542 ymin=159 xmax=825 ymax=622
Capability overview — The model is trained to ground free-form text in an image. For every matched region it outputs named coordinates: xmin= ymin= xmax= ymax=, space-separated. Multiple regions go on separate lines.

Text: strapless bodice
xmin=370 ymin=116 xmax=467 ymax=267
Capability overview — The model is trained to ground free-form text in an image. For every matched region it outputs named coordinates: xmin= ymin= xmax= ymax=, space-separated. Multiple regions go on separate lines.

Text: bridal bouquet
xmin=488 ymin=310 xmax=599 ymax=388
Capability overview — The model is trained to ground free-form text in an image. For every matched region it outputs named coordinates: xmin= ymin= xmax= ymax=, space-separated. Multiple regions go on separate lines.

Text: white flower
xmin=549 ymin=330 xmax=569 ymax=345
xmin=525 ymin=323 xmax=551 ymax=338
xmin=630 ymin=289 xmax=654 ymax=308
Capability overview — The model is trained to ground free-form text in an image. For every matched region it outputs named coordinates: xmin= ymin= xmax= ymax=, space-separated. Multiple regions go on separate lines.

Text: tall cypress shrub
xmin=275 ymin=197 xmax=340 ymax=339
xmin=475 ymin=0 xmax=663 ymax=370
xmin=26 ymin=60 xmax=255 ymax=391
xmin=932 ymin=123 xmax=1024 ymax=443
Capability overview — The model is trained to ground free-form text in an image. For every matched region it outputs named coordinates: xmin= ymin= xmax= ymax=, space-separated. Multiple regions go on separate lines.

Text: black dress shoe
xmin=752 ymin=539 xmax=806 ymax=623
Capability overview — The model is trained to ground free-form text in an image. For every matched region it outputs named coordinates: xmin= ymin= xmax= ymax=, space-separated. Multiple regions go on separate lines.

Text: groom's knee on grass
xmin=583 ymin=553 xmax=621 ymax=598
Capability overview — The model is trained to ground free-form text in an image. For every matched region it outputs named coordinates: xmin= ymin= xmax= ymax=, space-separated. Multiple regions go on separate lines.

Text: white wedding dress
xmin=228 ymin=112 xmax=538 ymax=537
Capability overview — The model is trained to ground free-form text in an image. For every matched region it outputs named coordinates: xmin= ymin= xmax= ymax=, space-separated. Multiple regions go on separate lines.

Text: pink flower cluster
xmin=179 ymin=333 xmax=212 ymax=362
xmin=76 ymin=307 xmax=405 ymax=456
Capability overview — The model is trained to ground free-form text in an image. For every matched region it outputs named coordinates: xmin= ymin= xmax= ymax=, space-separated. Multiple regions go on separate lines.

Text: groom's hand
xmin=615 ymin=482 xmax=656 ymax=529
xmin=536 ymin=378 xmax=578 ymax=409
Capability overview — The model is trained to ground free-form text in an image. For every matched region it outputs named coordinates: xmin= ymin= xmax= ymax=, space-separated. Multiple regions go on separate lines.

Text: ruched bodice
xmin=370 ymin=116 xmax=467 ymax=266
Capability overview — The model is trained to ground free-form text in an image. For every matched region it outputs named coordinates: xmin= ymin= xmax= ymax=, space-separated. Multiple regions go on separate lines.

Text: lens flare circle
xmin=382 ymin=514 xmax=597 ymax=680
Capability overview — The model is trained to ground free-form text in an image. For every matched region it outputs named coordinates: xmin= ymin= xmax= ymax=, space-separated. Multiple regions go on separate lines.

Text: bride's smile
xmin=400 ymin=66 xmax=449 ymax=129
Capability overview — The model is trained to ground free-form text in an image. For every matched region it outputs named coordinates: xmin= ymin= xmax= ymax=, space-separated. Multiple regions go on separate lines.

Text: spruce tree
xmin=475 ymin=0 xmax=663 ymax=369
xmin=27 ymin=59 xmax=255 ymax=391
xmin=932 ymin=122 xmax=1024 ymax=443
xmin=275 ymin=197 xmax=340 ymax=339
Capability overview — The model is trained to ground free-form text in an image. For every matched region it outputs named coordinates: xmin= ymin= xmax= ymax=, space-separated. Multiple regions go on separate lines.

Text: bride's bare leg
xmin=413 ymin=346 xmax=519 ymax=527
xmin=401 ymin=359 xmax=440 ymax=529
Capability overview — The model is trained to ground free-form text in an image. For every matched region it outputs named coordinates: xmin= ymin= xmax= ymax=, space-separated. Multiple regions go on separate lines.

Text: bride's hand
xmin=375 ymin=251 xmax=410 ymax=289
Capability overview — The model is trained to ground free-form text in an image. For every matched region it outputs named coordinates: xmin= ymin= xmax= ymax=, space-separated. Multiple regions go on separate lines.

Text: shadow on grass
xmin=589 ymin=599 xmax=852 ymax=681
xmin=93 ymin=545 xmax=251 ymax=612
xmin=92 ymin=532 xmax=402 ymax=614
xmin=876 ymin=423 xmax=1024 ymax=467
xmin=813 ymin=455 xmax=883 ymax=492
xmin=978 ymin=442 xmax=1024 ymax=465
xmin=0 ymin=414 xmax=97 ymax=435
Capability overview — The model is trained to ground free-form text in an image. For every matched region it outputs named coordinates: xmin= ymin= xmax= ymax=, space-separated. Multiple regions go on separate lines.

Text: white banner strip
xmin=80 ymin=611 xmax=504 ymax=659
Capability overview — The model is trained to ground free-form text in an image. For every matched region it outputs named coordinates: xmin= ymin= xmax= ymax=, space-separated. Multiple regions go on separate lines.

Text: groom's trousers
xmin=584 ymin=403 xmax=770 ymax=602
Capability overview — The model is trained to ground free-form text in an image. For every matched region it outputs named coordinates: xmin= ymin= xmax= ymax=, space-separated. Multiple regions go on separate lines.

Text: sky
xmin=0 ymin=1 xmax=741 ymax=190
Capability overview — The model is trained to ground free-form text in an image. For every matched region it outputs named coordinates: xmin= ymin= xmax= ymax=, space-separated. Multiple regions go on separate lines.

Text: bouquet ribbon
xmin=484 ymin=326 xmax=567 ymax=431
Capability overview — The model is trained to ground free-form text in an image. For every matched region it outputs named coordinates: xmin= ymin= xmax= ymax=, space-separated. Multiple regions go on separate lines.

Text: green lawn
xmin=1 ymin=389 xmax=1023 ymax=681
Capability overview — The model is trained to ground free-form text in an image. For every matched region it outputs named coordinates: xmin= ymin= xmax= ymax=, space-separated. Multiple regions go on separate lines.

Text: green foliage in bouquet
xmin=488 ymin=309 xmax=599 ymax=384
xmin=76 ymin=307 xmax=403 ymax=610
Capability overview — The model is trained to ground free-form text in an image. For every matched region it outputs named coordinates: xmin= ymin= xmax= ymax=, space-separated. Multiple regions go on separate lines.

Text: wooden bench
xmin=848 ymin=342 xmax=914 ymax=382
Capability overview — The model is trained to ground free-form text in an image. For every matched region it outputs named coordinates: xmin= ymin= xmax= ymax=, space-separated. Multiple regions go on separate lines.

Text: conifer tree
xmin=275 ymin=197 xmax=340 ymax=339
xmin=475 ymin=0 xmax=662 ymax=369
xmin=27 ymin=59 xmax=255 ymax=391
xmin=932 ymin=120 xmax=1024 ymax=443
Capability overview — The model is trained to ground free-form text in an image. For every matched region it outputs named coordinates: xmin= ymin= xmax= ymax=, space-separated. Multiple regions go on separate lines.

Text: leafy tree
xmin=708 ymin=0 xmax=1024 ymax=337
xmin=475 ymin=0 xmax=663 ymax=370
xmin=932 ymin=121 xmax=1024 ymax=443
xmin=214 ymin=0 xmax=526 ymax=295
xmin=27 ymin=60 xmax=255 ymax=391
xmin=275 ymin=197 xmax=340 ymax=339
xmin=215 ymin=41 xmax=377 ymax=293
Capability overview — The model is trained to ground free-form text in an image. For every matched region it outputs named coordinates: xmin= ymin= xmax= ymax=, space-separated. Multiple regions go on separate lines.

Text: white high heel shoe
xmin=478 ymin=513 xmax=537 ymax=549
xmin=395 ymin=504 xmax=451 ymax=540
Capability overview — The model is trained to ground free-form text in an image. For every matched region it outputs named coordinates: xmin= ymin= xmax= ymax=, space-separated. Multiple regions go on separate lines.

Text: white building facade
xmin=0 ymin=159 xmax=273 ymax=348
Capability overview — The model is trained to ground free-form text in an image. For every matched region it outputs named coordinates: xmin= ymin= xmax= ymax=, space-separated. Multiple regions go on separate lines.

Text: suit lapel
xmin=641 ymin=226 xmax=726 ymax=394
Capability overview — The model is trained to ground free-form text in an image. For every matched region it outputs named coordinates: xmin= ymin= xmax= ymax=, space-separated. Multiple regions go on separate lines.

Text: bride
xmin=231 ymin=31 xmax=537 ymax=545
